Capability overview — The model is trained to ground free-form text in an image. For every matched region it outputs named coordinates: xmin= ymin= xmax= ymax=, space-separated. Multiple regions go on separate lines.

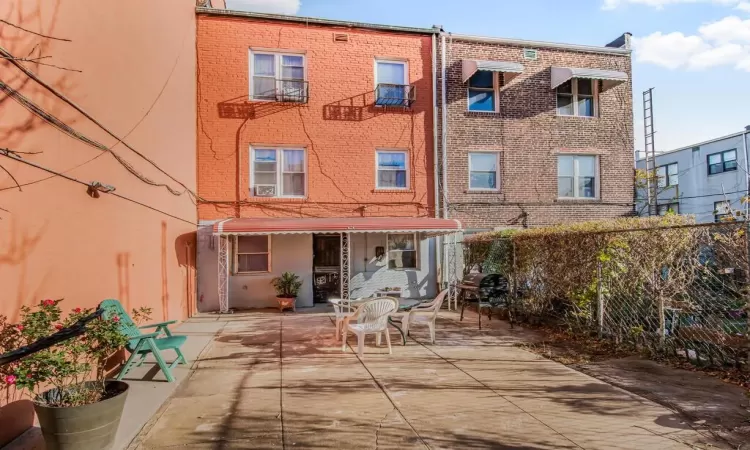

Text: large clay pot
xmin=33 ymin=380 xmax=128 ymax=450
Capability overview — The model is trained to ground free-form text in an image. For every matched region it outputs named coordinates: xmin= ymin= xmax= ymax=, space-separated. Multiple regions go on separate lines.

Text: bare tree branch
xmin=0 ymin=18 xmax=71 ymax=42
xmin=0 ymin=160 xmax=22 ymax=192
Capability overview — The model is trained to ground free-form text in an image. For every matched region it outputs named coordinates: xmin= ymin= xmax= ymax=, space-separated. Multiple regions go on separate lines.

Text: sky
xmin=226 ymin=0 xmax=750 ymax=154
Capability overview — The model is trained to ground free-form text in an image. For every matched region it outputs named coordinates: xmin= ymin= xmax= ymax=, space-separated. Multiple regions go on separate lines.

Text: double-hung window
xmin=376 ymin=150 xmax=408 ymax=189
xmin=468 ymin=152 xmax=500 ymax=190
xmin=235 ymin=235 xmax=270 ymax=273
xmin=467 ymin=71 xmax=497 ymax=112
xmin=250 ymin=51 xmax=306 ymax=102
xmin=656 ymin=163 xmax=678 ymax=188
xmin=558 ymin=155 xmax=598 ymax=199
xmin=707 ymin=149 xmax=737 ymax=175
xmin=251 ymin=148 xmax=306 ymax=197
xmin=387 ymin=233 xmax=417 ymax=269
xmin=556 ymin=79 xmax=596 ymax=117
xmin=375 ymin=60 xmax=408 ymax=106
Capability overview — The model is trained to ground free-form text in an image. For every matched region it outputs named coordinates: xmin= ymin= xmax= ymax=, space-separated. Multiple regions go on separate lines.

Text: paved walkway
xmin=129 ymin=310 xmax=721 ymax=449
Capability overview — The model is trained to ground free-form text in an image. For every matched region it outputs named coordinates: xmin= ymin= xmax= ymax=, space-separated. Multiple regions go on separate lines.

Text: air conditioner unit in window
xmin=255 ymin=185 xmax=276 ymax=197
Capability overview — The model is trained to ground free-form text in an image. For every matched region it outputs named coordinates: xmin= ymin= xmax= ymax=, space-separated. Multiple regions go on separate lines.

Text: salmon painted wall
xmin=196 ymin=14 xmax=435 ymax=220
xmin=0 ymin=0 xmax=196 ymax=443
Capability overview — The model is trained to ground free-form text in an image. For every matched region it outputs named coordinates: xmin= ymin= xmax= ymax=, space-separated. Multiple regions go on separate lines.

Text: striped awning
xmin=212 ymin=217 xmax=463 ymax=237
xmin=462 ymin=59 xmax=524 ymax=83
xmin=551 ymin=67 xmax=628 ymax=91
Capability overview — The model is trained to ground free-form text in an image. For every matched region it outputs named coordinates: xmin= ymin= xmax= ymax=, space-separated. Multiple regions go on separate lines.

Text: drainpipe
xmin=441 ymin=32 xmax=449 ymax=220
xmin=432 ymin=31 xmax=442 ymax=277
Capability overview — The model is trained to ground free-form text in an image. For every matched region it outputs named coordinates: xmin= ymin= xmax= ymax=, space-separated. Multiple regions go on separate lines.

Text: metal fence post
xmin=597 ymin=261 xmax=603 ymax=338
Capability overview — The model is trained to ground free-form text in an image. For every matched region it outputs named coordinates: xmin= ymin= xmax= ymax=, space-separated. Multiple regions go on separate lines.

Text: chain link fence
xmin=453 ymin=220 xmax=750 ymax=370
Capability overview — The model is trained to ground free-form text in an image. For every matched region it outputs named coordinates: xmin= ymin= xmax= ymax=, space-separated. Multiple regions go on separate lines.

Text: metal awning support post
xmin=218 ymin=235 xmax=230 ymax=313
xmin=340 ymin=232 xmax=350 ymax=300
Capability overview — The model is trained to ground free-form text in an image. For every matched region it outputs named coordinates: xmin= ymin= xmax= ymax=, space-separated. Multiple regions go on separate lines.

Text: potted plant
xmin=271 ymin=272 xmax=302 ymax=312
xmin=0 ymin=299 xmax=129 ymax=450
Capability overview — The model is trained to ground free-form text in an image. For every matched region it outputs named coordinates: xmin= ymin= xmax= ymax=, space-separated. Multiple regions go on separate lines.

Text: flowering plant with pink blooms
xmin=0 ymin=299 xmax=128 ymax=407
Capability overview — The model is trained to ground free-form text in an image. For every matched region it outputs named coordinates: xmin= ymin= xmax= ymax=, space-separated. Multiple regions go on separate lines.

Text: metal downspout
xmin=441 ymin=33 xmax=449 ymax=220
xmin=432 ymin=32 xmax=442 ymax=278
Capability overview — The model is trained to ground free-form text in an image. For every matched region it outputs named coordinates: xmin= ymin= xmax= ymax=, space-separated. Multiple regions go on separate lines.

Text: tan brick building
xmin=436 ymin=33 xmax=635 ymax=231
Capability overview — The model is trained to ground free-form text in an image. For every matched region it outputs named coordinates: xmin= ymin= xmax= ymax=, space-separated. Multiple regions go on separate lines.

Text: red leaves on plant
xmin=4 ymin=375 xmax=16 ymax=385
xmin=42 ymin=299 xmax=55 ymax=307
xmin=73 ymin=307 xmax=82 ymax=314
xmin=54 ymin=323 xmax=63 ymax=331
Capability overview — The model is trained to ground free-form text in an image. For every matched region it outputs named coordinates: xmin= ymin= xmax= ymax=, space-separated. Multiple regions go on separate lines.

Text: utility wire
xmin=0 ymin=79 xmax=193 ymax=199
xmin=0 ymin=149 xmax=196 ymax=226
xmin=0 ymin=45 xmax=199 ymax=200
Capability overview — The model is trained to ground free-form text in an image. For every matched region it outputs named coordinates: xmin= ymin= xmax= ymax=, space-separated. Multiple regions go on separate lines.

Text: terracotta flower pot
xmin=277 ymin=296 xmax=296 ymax=312
xmin=33 ymin=380 xmax=128 ymax=450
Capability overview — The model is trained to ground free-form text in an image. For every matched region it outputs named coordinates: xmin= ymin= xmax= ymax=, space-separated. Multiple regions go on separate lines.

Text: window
xmin=558 ymin=155 xmax=597 ymax=199
xmin=250 ymin=51 xmax=306 ymax=102
xmin=387 ymin=233 xmax=417 ymax=269
xmin=375 ymin=60 xmax=407 ymax=106
xmin=714 ymin=201 xmax=731 ymax=222
xmin=376 ymin=150 xmax=408 ymax=189
xmin=656 ymin=163 xmax=678 ymax=188
xmin=468 ymin=152 xmax=500 ymax=190
xmin=235 ymin=235 xmax=270 ymax=273
xmin=467 ymin=71 xmax=497 ymax=112
xmin=707 ymin=149 xmax=737 ymax=175
xmin=556 ymin=79 xmax=596 ymax=117
xmin=251 ymin=148 xmax=306 ymax=197
xmin=657 ymin=203 xmax=679 ymax=216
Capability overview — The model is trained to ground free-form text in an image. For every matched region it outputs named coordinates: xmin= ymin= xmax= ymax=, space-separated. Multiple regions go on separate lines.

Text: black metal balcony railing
xmin=251 ymin=79 xmax=309 ymax=103
xmin=375 ymin=83 xmax=416 ymax=107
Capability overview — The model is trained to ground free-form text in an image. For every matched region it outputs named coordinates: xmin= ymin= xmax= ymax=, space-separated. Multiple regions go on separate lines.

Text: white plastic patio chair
xmin=403 ymin=289 xmax=448 ymax=344
xmin=331 ymin=297 xmax=367 ymax=341
xmin=341 ymin=297 xmax=398 ymax=356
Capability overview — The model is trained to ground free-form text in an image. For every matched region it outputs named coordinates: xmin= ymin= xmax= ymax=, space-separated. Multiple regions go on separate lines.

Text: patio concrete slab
xmin=129 ymin=309 xmax=726 ymax=449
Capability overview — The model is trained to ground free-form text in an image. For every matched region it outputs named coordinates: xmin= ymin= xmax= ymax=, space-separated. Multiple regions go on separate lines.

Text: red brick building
xmin=436 ymin=34 xmax=635 ymax=231
xmin=195 ymin=8 xmax=458 ymax=311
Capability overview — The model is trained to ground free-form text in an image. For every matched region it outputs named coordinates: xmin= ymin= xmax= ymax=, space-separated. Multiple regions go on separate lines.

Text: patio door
xmin=313 ymin=234 xmax=341 ymax=303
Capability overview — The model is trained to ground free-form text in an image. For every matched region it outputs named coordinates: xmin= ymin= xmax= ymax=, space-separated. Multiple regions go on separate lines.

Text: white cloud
xmin=603 ymin=0 xmax=737 ymax=10
xmin=632 ymin=15 xmax=750 ymax=71
xmin=225 ymin=0 xmax=301 ymax=15
xmin=698 ymin=15 xmax=750 ymax=41
xmin=737 ymin=1 xmax=750 ymax=12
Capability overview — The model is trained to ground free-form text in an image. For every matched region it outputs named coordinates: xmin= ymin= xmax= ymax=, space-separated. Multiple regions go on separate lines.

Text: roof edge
xmin=635 ymin=130 xmax=749 ymax=162
xmin=448 ymin=33 xmax=631 ymax=56
xmin=195 ymin=7 xmax=439 ymax=35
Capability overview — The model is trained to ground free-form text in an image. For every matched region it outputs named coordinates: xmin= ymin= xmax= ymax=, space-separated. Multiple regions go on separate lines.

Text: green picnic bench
xmin=99 ymin=299 xmax=187 ymax=382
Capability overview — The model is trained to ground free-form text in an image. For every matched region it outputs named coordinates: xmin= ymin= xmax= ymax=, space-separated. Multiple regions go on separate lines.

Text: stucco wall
xmin=197 ymin=224 xmax=314 ymax=311
xmin=0 ymin=1 xmax=197 ymax=445
xmin=350 ymin=233 xmax=436 ymax=299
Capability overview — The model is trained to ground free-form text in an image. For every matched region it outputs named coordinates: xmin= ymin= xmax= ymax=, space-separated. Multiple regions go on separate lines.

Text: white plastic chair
xmin=341 ymin=297 xmax=398 ymax=356
xmin=331 ymin=297 xmax=368 ymax=341
xmin=403 ymin=289 xmax=448 ymax=344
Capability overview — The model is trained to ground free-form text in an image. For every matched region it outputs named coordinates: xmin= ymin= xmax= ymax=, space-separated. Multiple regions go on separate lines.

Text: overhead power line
xmin=0 ymin=148 xmax=196 ymax=226
xmin=0 ymin=45 xmax=199 ymax=200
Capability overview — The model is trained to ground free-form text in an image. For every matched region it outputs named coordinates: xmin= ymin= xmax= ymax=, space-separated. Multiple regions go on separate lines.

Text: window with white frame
xmin=558 ymin=155 xmax=598 ymax=199
xmin=251 ymin=148 xmax=306 ymax=197
xmin=387 ymin=233 xmax=417 ymax=269
xmin=376 ymin=150 xmax=408 ymax=189
xmin=656 ymin=163 xmax=678 ymax=188
xmin=467 ymin=71 xmax=497 ymax=112
xmin=250 ymin=51 xmax=306 ymax=102
xmin=375 ymin=60 xmax=408 ymax=106
xmin=707 ymin=149 xmax=737 ymax=175
xmin=468 ymin=152 xmax=500 ymax=190
xmin=657 ymin=203 xmax=679 ymax=216
xmin=556 ymin=79 xmax=596 ymax=117
xmin=235 ymin=235 xmax=270 ymax=273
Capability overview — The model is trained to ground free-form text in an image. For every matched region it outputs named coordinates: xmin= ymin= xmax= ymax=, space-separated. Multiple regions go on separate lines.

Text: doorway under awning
xmin=212 ymin=217 xmax=462 ymax=312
